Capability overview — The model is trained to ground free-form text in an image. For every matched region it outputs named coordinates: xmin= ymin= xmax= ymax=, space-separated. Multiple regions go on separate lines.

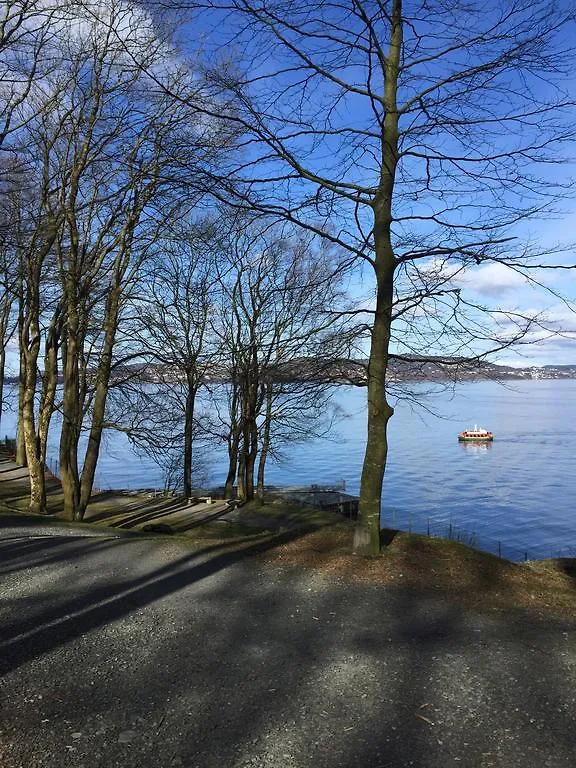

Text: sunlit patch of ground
xmin=256 ymin=523 xmax=576 ymax=621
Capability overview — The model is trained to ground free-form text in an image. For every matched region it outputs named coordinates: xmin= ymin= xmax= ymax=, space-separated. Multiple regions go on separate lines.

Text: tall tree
xmin=175 ymin=0 xmax=576 ymax=551
xmin=3 ymin=1 xmax=211 ymax=517
xmin=0 ymin=215 xmax=18 ymax=435
xmin=14 ymin=177 xmax=60 ymax=514
xmin=1 ymin=1 xmax=236 ymax=515
xmin=47 ymin=14 xmax=179 ymax=520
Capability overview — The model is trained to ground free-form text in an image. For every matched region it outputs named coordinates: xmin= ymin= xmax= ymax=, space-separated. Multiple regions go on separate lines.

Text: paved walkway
xmin=0 ymin=517 xmax=575 ymax=768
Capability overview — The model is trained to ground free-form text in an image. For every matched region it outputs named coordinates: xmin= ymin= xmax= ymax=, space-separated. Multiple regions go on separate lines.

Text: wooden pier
xmin=264 ymin=484 xmax=358 ymax=519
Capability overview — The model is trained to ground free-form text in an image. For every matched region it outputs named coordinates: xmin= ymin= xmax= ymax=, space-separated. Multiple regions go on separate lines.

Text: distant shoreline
xmin=3 ymin=360 xmax=576 ymax=387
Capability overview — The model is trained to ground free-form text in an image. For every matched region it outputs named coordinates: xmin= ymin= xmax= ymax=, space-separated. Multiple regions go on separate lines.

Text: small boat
xmin=458 ymin=425 xmax=494 ymax=442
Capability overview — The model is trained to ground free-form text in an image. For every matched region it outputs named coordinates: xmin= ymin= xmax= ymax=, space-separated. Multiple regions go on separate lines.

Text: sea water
xmin=2 ymin=380 xmax=575 ymax=560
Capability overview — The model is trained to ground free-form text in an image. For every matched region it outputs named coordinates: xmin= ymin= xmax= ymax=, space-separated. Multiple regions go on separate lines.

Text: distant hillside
xmin=542 ymin=364 xmax=576 ymax=373
xmin=5 ymin=357 xmax=576 ymax=388
xmin=321 ymin=357 xmax=576 ymax=384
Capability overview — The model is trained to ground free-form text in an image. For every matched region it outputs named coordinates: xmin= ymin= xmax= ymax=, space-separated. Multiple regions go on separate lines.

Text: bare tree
xmin=129 ymin=223 xmax=218 ymax=497
xmin=168 ymin=0 xmax=576 ymax=551
xmin=0 ymin=0 xmax=239 ymax=517
xmin=0 ymin=2 xmax=206 ymax=516
xmin=48 ymin=32 xmax=179 ymax=519
xmin=212 ymin=216 xmax=351 ymax=502
xmin=14 ymin=179 xmax=60 ymax=513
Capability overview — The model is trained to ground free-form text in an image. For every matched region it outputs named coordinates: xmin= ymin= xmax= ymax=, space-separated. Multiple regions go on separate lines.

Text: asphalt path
xmin=1 ymin=516 xmax=575 ymax=768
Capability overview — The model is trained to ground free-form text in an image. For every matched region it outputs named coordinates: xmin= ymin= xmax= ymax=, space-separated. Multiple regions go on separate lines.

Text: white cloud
xmin=412 ymin=259 xmax=528 ymax=299
xmin=454 ymin=262 xmax=528 ymax=298
xmin=495 ymin=304 xmax=576 ymax=364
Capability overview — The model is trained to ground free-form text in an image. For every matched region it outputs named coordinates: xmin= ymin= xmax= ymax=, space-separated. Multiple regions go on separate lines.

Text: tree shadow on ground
xmin=0 ymin=524 xmax=320 ymax=677
xmin=86 ymin=493 xmax=193 ymax=526
xmin=2 ymin=522 xmax=576 ymax=768
xmin=555 ymin=558 xmax=576 ymax=582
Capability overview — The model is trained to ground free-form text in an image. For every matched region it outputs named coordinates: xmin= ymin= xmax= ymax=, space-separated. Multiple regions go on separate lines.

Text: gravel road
xmin=1 ymin=516 xmax=575 ymax=768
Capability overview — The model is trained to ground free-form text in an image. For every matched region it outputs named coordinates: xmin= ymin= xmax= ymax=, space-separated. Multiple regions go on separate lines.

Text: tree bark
xmin=244 ymin=419 xmax=258 ymax=502
xmin=355 ymin=0 xmax=402 ymax=554
xmin=0 ymin=303 xmax=9 ymax=437
xmin=16 ymin=357 xmax=26 ymax=465
xmin=183 ymin=372 xmax=196 ymax=498
xmin=0 ymin=349 xmax=5 ymax=437
xmin=237 ymin=379 xmax=260 ymax=502
xmin=236 ymin=431 xmax=247 ymax=502
xmin=355 ymin=257 xmax=395 ymax=554
xmin=16 ymin=291 xmax=27 ymax=466
xmin=224 ymin=382 xmax=241 ymax=498
xmin=256 ymin=382 xmax=273 ymax=503
xmin=59 ymin=298 xmax=82 ymax=521
xmin=22 ymin=378 xmax=46 ymax=514
xmin=38 ymin=306 xmax=61 ymax=465
xmin=224 ymin=430 xmax=239 ymax=499
xmin=78 ymin=288 xmax=121 ymax=517
xmin=21 ymin=321 xmax=46 ymax=515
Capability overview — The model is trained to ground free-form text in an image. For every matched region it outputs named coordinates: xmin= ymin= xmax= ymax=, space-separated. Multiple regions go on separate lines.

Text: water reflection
xmin=459 ymin=440 xmax=493 ymax=455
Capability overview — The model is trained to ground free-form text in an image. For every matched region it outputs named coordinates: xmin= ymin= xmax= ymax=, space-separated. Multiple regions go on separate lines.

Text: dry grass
xmin=257 ymin=525 xmax=576 ymax=621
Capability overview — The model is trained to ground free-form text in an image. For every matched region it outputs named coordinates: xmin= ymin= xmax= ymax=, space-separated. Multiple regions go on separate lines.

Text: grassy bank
xmin=255 ymin=522 xmax=576 ymax=619
xmin=2 ymin=494 xmax=576 ymax=622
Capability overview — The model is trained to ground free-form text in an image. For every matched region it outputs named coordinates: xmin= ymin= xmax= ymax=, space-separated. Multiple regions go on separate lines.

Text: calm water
xmin=2 ymin=380 xmax=575 ymax=560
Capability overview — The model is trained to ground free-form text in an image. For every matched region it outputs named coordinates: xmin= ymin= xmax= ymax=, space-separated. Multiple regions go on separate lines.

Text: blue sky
xmin=4 ymin=0 xmax=576 ymax=372
xmin=181 ymin=0 xmax=576 ymax=366
xmin=458 ymin=213 xmax=576 ymax=365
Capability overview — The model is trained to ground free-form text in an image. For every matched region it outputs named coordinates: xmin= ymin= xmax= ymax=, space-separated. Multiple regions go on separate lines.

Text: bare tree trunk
xmin=21 ymin=335 xmax=46 ymax=514
xmin=16 ymin=381 xmax=26 ymax=464
xmin=237 ymin=387 xmax=252 ymax=502
xmin=19 ymin=236 xmax=52 ymax=513
xmin=38 ymin=306 xmax=61 ymax=464
xmin=223 ymin=383 xmax=241 ymax=499
xmin=180 ymin=370 xmax=197 ymax=498
xmin=244 ymin=418 xmax=258 ymax=502
xmin=224 ymin=445 xmax=238 ymax=498
xmin=78 ymin=289 xmax=121 ymax=517
xmin=0 ymin=297 xmax=10 ymax=435
xmin=355 ymin=256 xmax=395 ymax=554
xmin=355 ymin=2 xmax=402 ymax=554
xmin=22 ymin=382 xmax=46 ymax=514
xmin=236 ymin=432 xmax=247 ymax=502
xmin=0 ymin=349 xmax=5 ymax=437
xmin=59 ymin=312 xmax=82 ymax=521
xmin=237 ymin=383 xmax=259 ymax=503
xmin=16 ymin=297 xmax=26 ymax=466
xmin=224 ymin=426 xmax=240 ymax=499
xmin=256 ymin=382 xmax=272 ymax=503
